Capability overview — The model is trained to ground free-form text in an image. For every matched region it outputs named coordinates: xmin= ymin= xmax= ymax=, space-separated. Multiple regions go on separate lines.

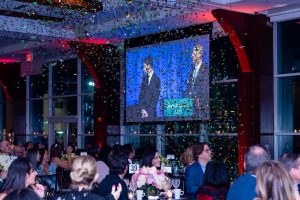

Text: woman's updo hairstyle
xmin=70 ymin=155 xmax=97 ymax=190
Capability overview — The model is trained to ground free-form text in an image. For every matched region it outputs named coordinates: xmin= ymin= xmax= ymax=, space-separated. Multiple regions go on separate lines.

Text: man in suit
xmin=138 ymin=56 xmax=160 ymax=120
xmin=279 ymin=153 xmax=300 ymax=193
xmin=123 ymin=143 xmax=135 ymax=181
xmin=185 ymin=44 xmax=209 ymax=119
xmin=94 ymin=145 xmax=129 ymax=200
xmin=185 ymin=142 xmax=212 ymax=199
xmin=227 ymin=145 xmax=270 ymax=200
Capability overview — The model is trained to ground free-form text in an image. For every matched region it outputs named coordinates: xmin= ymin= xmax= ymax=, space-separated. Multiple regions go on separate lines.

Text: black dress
xmin=52 ymin=189 xmax=114 ymax=200
xmin=93 ymin=174 xmax=129 ymax=200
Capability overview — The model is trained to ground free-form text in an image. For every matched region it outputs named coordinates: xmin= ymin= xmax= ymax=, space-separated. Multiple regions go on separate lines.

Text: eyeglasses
xmin=29 ymin=169 xmax=36 ymax=174
xmin=204 ymin=149 xmax=211 ymax=153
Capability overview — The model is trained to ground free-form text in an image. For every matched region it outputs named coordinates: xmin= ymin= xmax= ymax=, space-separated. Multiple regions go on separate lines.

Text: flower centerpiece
xmin=131 ymin=166 xmax=170 ymax=197
xmin=61 ymin=153 xmax=77 ymax=162
xmin=0 ymin=154 xmax=16 ymax=171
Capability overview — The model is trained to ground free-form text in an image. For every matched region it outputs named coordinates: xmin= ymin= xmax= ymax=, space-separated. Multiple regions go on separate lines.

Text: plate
xmin=148 ymin=196 xmax=159 ymax=200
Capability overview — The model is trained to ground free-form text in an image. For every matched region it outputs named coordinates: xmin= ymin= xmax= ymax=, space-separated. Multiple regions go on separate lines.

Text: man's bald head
xmin=244 ymin=145 xmax=270 ymax=174
xmin=0 ymin=140 xmax=12 ymax=155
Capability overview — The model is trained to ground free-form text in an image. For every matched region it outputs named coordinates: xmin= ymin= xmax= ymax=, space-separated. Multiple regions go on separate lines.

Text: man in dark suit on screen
xmin=138 ymin=56 xmax=160 ymax=120
xmin=185 ymin=44 xmax=209 ymax=119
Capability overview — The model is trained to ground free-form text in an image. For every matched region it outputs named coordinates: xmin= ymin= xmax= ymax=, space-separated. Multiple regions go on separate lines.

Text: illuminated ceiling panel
xmin=16 ymin=0 xmax=103 ymax=12
xmin=208 ymin=0 xmax=242 ymax=4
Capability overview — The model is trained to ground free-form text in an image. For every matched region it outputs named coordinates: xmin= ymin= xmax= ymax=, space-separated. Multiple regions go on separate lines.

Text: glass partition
xmin=52 ymin=59 xmax=77 ymax=96
xmin=275 ymin=18 xmax=300 ymax=158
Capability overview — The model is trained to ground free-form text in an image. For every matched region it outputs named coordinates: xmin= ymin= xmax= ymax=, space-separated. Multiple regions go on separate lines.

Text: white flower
xmin=137 ymin=174 xmax=147 ymax=188
xmin=148 ymin=166 xmax=157 ymax=174
xmin=140 ymin=166 xmax=149 ymax=174
xmin=132 ymin=166 xmax=168 ymax=191
xmin=0 ymin=154 xmax=16 ymax=171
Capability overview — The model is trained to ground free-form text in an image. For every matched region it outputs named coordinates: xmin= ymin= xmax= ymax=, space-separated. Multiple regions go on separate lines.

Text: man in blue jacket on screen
xmin=185 ymin=44 xmax=209 ymax=120
xmin=138 ymin=56 xmax=160 ymax=120
xmin=185 ymin=142 xmax=212 ymax=200
xmin=227 ymin=145 xmax=270 ymax=200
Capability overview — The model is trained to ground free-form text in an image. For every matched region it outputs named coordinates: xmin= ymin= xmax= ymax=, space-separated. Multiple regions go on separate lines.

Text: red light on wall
xmin=26 ymin=52 xmax=33 ymax=62
xmin=77 ymin=38 xmax=124 ymax=44
xmin=0 ymin=58 xmax=20 ymax=64
xmin=97 ymin=117 xmax=103 ymax=122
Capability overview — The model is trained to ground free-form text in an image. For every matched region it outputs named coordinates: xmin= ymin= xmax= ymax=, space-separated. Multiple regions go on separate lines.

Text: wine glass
xmin=163 ymin=177 xmax=172 ymax=190
xmin=172 ymin=178 xmax=180 ymax=189
xmin=130 ymin=181 xmax=138 ymax=193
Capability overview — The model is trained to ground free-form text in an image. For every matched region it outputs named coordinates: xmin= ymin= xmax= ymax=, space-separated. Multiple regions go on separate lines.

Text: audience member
xmin=279 ymin=153 xmax=300 ymax=192
xmin=86 ymin=145 xmax=101 ymax=160
xmin=24 ymin=142 xmax=33 ymax=152
xmin=227 ymin=144 xmax=270 ymax=200
xmin=50 ymin=143 xmax=72 ymax=169
xmin=26 ymin=148 xmax=41 ymax=169
xmin=254 ymin=160 xmax=300 ymax=200
xmin=33 ymin=142 xmax=45 ymax=151
xmin=68 ymin=142 xmax=78 ymax=155
xmin=3 ymin=188 xmax=42 ymax=200
xmin=37 ymin=148 xmax=56 ymax=189
xmin=96 ymin=145 xmax=112 ymax=183
xmin=12 ymin=145 xmax=25 ymax=158
xmin=53 ymin=155 xmax=121 ymax=200
xmin=123 ymin=144 xmax=135 ymax=164
xmin=0 ymin=140 xmax=15 ymax=188
xmin=180 ymin=145 xmax=195 ymax=167
xmin=0 ymin=158 xmax=45 ymax=199
xmin=185 ymin=142 xmax=212 ymax=199
xmin=0 ymin=140 xmax=12 ymax=155
xmin=0 ymin=171 xmax=7 ymax=188
xmin=197 ymin=161 xmax=230 ymax=200
xmin=123 ymin=143 xmax=135 ymax=181
xmin=141 ymin=147 xmax=160 ymax=168
xmin=94 ymin=145 xmax=129 ymax=200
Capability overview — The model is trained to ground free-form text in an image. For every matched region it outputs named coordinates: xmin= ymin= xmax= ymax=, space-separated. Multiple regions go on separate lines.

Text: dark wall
xmin=0 ymin=63 xmax=26 ymax=139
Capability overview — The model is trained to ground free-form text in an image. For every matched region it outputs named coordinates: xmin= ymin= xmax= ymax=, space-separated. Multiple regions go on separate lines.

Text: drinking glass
xmin=130 ymin=181 xmax=138 ymax=192
xmin=164 ymin=177 xmax=172 ymax=190
xmin=172 ymin=178 xmax=180 ymax=189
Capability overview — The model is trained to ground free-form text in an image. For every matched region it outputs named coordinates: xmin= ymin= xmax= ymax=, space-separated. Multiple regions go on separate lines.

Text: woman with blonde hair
xmin=254 ymin=160 xmax=300 ymax=200
xmin=53 ymin=155 xmax=122 ymax=200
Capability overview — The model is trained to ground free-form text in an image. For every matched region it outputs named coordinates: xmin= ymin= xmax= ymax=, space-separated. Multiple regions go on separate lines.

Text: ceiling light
xmin=206 ymin=0 xmax=242 ymax=4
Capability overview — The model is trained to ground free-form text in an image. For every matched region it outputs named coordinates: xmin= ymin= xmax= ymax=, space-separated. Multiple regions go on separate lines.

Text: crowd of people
xmin=1 ymin=139 xmax=300 ymax=200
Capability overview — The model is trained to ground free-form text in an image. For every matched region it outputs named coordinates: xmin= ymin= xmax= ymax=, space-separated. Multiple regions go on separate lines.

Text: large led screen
xmin=126 ymin=35 xmax=210 ymax=122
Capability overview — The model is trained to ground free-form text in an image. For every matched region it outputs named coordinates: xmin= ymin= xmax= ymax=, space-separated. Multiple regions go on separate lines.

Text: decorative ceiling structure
xmin=0 ymin=0 xmax=299 ymax=63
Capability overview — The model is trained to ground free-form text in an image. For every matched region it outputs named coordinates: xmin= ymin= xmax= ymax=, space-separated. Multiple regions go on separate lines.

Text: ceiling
xmin=0 ymin=0 xmax=299 ymax=64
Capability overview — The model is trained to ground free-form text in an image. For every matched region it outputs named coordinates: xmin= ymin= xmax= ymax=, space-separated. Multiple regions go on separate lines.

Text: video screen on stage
xmin=126 ymin=35 xmax=210 ymax=122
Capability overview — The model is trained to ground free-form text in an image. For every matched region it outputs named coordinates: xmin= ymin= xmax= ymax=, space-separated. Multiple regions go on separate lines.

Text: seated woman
xmin=37 ymin=148 xmax=56 ymax=175
xmin=254 ymin=160 xmax=300 ymax=200
xmin=197 ymin=161 xmax=230 ymax=200
xmin=26 ymin=148 xmax=41 ymax=170
xmin=36 ymin=148 xmax=57 ymax=189
xmin=0 ymin=158 xmax=45 ymax=200
xmin=50 ymin=143 xmax=73 ymax=170
xmin=52 ymin=155 xmax=122 ymax=200
xmin=141 ymin=147 xmax=161 ymax=168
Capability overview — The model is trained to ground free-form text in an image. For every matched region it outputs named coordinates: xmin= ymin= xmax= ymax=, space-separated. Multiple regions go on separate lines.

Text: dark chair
xmin=56 ymin=167 xmax=72 ymax=194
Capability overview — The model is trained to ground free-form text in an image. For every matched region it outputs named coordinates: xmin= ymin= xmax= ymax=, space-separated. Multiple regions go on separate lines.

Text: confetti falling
xmin=0 ymin=1 xmax=244 ymax=181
